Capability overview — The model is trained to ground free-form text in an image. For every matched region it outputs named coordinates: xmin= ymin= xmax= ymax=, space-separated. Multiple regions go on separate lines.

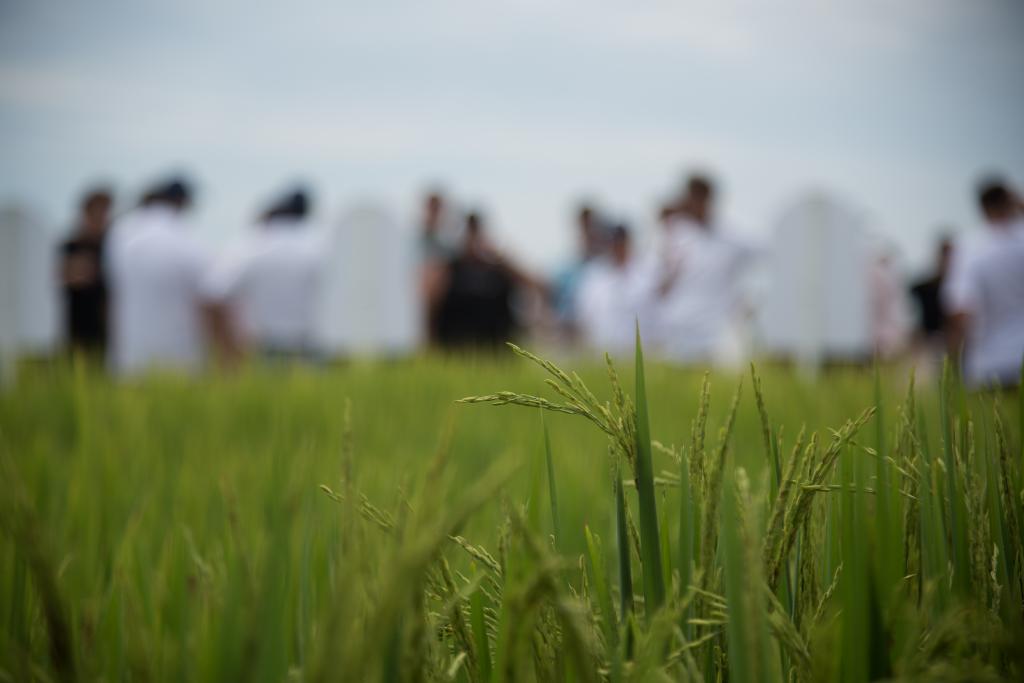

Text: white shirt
xmin=642 ymin=218 xmax=756 ymax=362
xmin=575 ymin=257 xmax=644 ymax=356
xmin=202 ymin=218 xmax=326 ymax=351
xmin=943 ymin=218 xmax=1024 ymax=386
xmin=107 ymin=205 xmax=209 ymax=375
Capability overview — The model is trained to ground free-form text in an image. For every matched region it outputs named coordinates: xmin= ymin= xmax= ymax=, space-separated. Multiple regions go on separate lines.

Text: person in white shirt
xmin=106 ymin=178 xmax=210 ymax=375
xmin=943 ymin=179 xmax=1024 ymax=388
xmin=575 ymin=224 xmax=642 ymax=356
xmin=202 ymin=188 xmax=325 ymax=362
xmin=641 ymin=174 xmax=756 ymax=363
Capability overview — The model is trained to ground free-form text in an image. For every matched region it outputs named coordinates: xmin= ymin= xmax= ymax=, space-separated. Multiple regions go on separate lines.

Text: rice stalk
xmin=699 ymin=382 xmax=743 ymax=595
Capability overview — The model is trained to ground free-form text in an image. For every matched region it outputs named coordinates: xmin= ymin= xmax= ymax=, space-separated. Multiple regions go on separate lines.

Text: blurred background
xmin=1 ymin=0 xmax=1022 ymax=380
xmin=4 ymin=0 xmax=1023 ymax=265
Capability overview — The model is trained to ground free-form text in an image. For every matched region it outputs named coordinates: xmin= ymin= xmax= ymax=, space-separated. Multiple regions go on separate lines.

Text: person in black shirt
xmin=59 ymin=188 xmax=113 ymax=355
xmin=910 ymin=236 xmax=953 ymax=340
xmin=908 ymin=235 xmax=954 ymax=377
xmin=436 ymin=212 xmax=520 ymax=350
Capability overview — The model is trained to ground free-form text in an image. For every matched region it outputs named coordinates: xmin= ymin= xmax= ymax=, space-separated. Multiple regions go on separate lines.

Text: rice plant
xmin=0 ymin=348 xmax=1021 ymax=681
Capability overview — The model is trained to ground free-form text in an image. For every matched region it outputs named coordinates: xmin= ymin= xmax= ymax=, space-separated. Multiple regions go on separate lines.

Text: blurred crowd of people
xmin=907 ymin=182 xmax=1024 ymax=388
xmin=53 ymin=170 xmax=1024 ymax=388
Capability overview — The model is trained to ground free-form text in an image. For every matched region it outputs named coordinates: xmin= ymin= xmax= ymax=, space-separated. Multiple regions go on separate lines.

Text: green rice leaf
xmin=633 ymin=324 xmax=665 ymax=616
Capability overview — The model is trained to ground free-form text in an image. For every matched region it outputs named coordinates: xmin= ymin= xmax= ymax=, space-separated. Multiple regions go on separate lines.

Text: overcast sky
xmin=1 ymin=0 xmax=1022 ymax=274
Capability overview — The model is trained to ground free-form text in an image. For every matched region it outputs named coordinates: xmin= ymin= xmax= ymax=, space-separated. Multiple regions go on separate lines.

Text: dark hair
xmin=688 ymin=174 xmax=714 ymax=199
xmin=977 ymin=179 xmax=1013 ymax=216
xmin=81 ymin=187 xmax=113 ymax=211
xmin=162 ymin=181 xmax=190 ymax=205
xmin=265 ymin=189 xmax=310 ymax=221
xmin=144 ymin=176 xmax=193 ymax=208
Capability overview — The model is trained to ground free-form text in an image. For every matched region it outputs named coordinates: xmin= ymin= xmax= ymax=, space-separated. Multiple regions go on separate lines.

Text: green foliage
xmin=1 ymin=350 xmax=1022 ymax=681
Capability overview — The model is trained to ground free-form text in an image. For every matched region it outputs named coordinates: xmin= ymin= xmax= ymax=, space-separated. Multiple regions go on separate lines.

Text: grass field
xmin=1 ymin=347 xmax=1022 ymax=682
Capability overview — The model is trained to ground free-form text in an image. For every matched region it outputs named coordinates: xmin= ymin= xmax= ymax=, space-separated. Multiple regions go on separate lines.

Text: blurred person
xmin=943 ymin=178 xmax=1024 ymax=388
xmin=59 ymin=187 xmax=113 ymax=355
xmin=202 ymin=188 xmax=324 ymax=362
xmin=640 ymin=173 xmax=757 ymax=363
xmin=551 ymin=203 xmax=606 ymax=338
xmin=420 ymin=190 xmax=451 ymax=260
xmin=575 ymin=224 xmax=642 ymax=355
xmin=677 ymin=174 xmax=714 ymax=225
xmin=419 ymin=190 xmax=454 ymax=346
xmin=106 ymin=177 xmax=210 ymax=375
xmin=435 ymin=211 xmax=520 ymax=350
xmin=910 ymin=237 xmax=954 ymax=367
xmin=868 ymin=250 xmax=912 ymax=358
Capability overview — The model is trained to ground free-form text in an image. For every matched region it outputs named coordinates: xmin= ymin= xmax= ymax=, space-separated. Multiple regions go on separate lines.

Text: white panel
xmin=758 ymin=192 xmax=871 ymax=366
xmin=0 ymin=205 xmax=60 ymax=357
xmin=315 ymin=202 xmax=420 ymax=356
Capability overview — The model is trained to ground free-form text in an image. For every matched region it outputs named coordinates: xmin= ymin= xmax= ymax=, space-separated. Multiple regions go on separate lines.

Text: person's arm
xmin=492 ymin=250 xmax=550 ymax=298
xmin=946 ymin=310 xmax=969 ymax=365
xmin=202 ymin=300 xmax=244 ymax=368
xmin=655 ymin=258 xmax=681 ymax=298
xmin=197 ymin=244 xmax=248 ymax=368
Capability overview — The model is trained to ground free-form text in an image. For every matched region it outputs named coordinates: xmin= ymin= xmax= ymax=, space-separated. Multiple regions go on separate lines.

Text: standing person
xmin=944 ymin=179 xmax=1024 ymax=388
xmin=106 ymin=177 xmax=210 ymax=375
xmin=575 ymin=224 xmax=642 ymax=355
xmin=202 ymin=188 xmax=324 ymax=362
xmin=642 ymin=173 xmax=756 ymax=363
xmin=59 ymin=188 xmax=113 ymax=356
xmin=911 ymin=237 xmax=954 ymax=342
xmin=418 ymin=190 xmax=454 ymax=346
xmin=552 ymin=203 xmax=605 ymax=339
xmin=435 ymin=212 xmax=519 ymax=350
xmin=910 ymin=236 xmax=954 ymax=371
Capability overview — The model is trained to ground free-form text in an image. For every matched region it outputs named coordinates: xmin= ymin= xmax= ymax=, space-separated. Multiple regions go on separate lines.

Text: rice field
xmin=1 ymin=345 xmax=1022 ymax=682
